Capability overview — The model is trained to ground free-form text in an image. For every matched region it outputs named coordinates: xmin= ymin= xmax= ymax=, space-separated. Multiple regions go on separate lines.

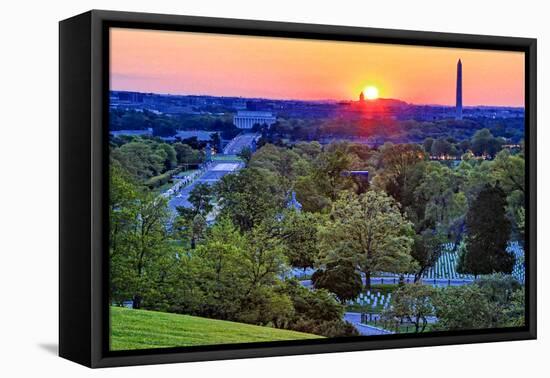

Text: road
xmin=224 ymin=133 xmax=259 ymax=155
xmin=167 ymin=133 xmax=259 ymax=213
xmin=168 ymin=161 xmax=242 ymax=211
xmin=343 ymin=312 xmax=393 ymax=336
xmin=300 ymin=276 xmax=474 ymax=289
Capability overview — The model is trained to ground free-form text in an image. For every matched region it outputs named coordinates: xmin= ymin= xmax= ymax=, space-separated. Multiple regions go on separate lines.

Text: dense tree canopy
xmin=108 ymin=107 xmax=526 ymax=338
xmin=320 ymin=190 xmax=416 ymax=289
xmin=458 ymin=184 xmax=515 ymax=276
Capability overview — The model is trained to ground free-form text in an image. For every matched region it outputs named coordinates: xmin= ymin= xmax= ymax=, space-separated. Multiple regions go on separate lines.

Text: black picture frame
xmin=59 ymin=9 xmax=537 ymax=368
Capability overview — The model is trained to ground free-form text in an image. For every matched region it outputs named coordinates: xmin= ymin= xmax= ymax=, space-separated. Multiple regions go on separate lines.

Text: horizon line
xmin=109 ymin=88 xmax=526 ymax=109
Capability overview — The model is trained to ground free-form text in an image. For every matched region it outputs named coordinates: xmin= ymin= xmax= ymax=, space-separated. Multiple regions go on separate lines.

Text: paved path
xmin=344 ymin=312 xmax=393 ymax=336
xmin=300 ymin=276 xmax=474 ymax=288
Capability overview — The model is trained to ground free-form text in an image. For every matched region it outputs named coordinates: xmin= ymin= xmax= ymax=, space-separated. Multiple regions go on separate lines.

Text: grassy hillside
xmin=111 ymin=306 xmax=323 ymax=351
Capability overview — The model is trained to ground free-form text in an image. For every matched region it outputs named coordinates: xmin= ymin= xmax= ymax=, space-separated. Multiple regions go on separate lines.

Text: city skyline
xmin=110 ymin=28 xmax=525 ymax=107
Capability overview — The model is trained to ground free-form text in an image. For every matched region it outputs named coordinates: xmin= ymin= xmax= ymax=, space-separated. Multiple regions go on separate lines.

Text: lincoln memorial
xmin=233 ymin=111 xmax=277 ymax=129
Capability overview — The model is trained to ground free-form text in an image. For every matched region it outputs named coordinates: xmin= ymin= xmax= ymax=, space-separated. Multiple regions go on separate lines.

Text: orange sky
xmin=110 ymin=28 xmax=525 ymax=107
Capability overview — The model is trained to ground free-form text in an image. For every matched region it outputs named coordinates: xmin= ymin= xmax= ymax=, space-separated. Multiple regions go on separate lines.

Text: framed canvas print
xmin=59 ymin=10 xmax=536 ymax=368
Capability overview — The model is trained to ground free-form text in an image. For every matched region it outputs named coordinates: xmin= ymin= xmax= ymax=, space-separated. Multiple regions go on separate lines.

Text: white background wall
xmin=0 ymin=0 xmax=547 ymax=376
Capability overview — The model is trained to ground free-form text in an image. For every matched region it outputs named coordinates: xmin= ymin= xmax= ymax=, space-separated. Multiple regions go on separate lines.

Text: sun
xmin=363 ymin=86 xmax=379 ymax=100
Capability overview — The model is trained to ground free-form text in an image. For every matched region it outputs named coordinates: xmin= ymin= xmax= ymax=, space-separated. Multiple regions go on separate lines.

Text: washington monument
xmin=456 ymin=59 xmax=463 ymax=120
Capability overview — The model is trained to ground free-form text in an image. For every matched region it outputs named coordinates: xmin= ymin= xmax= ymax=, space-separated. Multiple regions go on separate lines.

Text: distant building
xmin=456 ymin=59 xmax=463 ymax=120
xmin=233 ymin=111 xmax=277 ymax=129
xmin=359 ymin=91 xmax=365 ymax=102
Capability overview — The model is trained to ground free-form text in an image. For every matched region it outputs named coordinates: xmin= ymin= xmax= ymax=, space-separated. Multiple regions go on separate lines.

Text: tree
xmin=312 ymin=142 xmax=358 ymax=202
xmin=431 ymin=138 xmax=453 ymax=157
xmin=471 ymin=128 xmax=502 ymax=157
xmin=174 ymin=184 xmax=213 ymax=249
xmin=193 ymin=218 xmax=248 ymax=319
xmin=320 ymin=190 xmax=416 ymax=289
xmin=277 ymin=280 xmax=358 ymax=337
xmin=238 ymin=146 xmax=253 ymax=164
xmin=411 ymin=229 xmax=445 ymax=282
xmin=433 ymin=285 xmax=495 ymax=331
xmin=109 ymin=177 xmax=174 ymax=309
xmin=380 ymin=143 xmax=425 ymax=182
xmin=188 ymin=183 xmax=214 ymax=216
xmin=279 ymin=210 xmax=321 ymax=272
xmin=111 ymin=140 xmax=165 ymax=180
xmin=189 ymin=214 xmax=207 ymax=249
xmin=156 ymin=143 xmax=177 ymax=170
xmin=376 ymin=143 xmax=426 ymax=215
xmin=311 ymin=261 xmax=362 ymax=303
xmin=240 ymin=221 xmax=287 ymax=296
xmin=173 ymin=142 xmax=203 ymax=168
xmin=210 ymin=132 xmax=222 ymax=152
xmin=458 ymin=184 xmax=514 ymax=276
xmin=476 ymin=274 xmax=523 ymax=326
xmin=491 ymin=149 xmax=525 ymax=240
xmin=216 ymin=167 xmax=285 ymax=231
xmin=423 ymin=137 xmax=434 ymax=154
xmin=249 ymin=144 xmax=308 ymax=192
xmin=381 ymin=284 xmax=435 ymax=333
xmin=414 ymin=162 xmax=467 ymax=245
xmin=503 ymin=288 xmax=525 ymax=327
xmin=492 ymin=149 xmax=525 ymax=196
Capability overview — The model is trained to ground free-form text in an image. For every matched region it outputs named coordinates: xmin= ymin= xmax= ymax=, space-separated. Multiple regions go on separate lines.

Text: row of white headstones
xmin=350 ymin=291 xmax=392 ymax=309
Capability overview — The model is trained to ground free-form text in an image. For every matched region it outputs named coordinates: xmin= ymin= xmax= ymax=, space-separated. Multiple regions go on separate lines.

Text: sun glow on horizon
xmin=363 ymin=86 xmax=379 ymax=100
xmin=111 ymin=28 xmax=525 ymax=106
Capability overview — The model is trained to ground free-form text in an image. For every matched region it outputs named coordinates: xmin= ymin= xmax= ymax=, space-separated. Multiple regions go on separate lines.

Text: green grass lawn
xmin=110 ymin=306 xmax=322 ymax=351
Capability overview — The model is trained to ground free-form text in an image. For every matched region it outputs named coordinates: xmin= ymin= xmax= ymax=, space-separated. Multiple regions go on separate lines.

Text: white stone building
xmin=233 ymin=111 xmax=276 ymax=129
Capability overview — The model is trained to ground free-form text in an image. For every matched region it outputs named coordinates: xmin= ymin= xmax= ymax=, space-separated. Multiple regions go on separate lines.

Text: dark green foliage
xmin=111 ymin=140 xmax=165 ymax=180
xmin=312 ymin=261 xmax=362 ymax=303
xmin=111 ymin=138 xmax=191 ymax=182
xmin=411 ymin=229 xmax=445 ymax=282
xmin=433 ymin=285 xmax=496 ymax=330
xmin=458 ymin=184 xmax=514 ymax=276
xmin=108 ymin=105 xmax=526 ymax=343
xmin=215 ymin=167 xmax=286 ymax=231
xmin=280 ymin=210 xmax=321 ymax=271
xmin=470 ymin=128 xmax=503 ymax=157
xmin=153 ymin=122 xmax=177 ymax=137
xmin=423 ymin=137 xmax=434 ymax=153
xmin=476 ymin=274 xmax=523 ymax=326
xmin=144 ymin=168 xmax=179 ymax=189
xmin=381 ymin=284 xmax=436 ymax=333
xmin=110 ymin=108 xmax=239 ymax=138
xmin=173 ymin=142 xmax=204 ymax=167
xmin=321 ymin=190 xmax=416 ymax=289
xmin=431 ymin=138 xmax=453 ymax=157
xmin=238 ymin=147 xmax=253 ymax=164
xmin=210 ymin=132 xmax=222 ymax=152
xmin=433 ymin=275 xmax=525 ymax=331
xmin=188 ymin=183 xmax=214 ymax=216
xmin=278 ymin=280 xmax=358 ymax=337
xmin=109 ymin=165 xmax=176 ymax=309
